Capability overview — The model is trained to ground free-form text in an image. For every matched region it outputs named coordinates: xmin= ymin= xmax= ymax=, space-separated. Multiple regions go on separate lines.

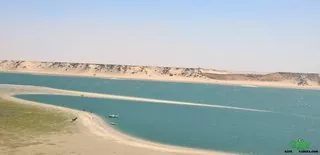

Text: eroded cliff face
xmin=203 ymin=72 xmax=320 ymax=86
xmin=0 ymin=60 xmax=206 ymax=78
xmin=1 ymin=60 xmax=319 ymax=86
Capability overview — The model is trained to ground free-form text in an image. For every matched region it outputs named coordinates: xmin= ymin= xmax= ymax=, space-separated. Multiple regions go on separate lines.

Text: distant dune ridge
xmin=0 ymin=60 xmax=319 ymax=88
xmin=202 ymin=72 xmax=320 ymax=85
xmin=0 ymin=60 xmax=228 ymax=78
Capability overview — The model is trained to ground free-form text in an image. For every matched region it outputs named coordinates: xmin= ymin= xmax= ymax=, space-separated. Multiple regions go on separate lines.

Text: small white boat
xmin=108 ymin=114 xmax=119 ymax=118
xmin=110 ymin=122 xmax=117 ymax=125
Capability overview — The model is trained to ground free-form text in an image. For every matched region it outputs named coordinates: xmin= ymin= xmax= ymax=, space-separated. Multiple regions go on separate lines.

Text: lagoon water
xmin=1 ymin=73 xmax=320 ymax=154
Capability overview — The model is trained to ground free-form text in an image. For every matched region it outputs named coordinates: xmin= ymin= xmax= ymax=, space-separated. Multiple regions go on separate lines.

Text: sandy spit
xmin=0 ymin=84 xmax=271 ymax=113
xmin=0 ymin=84 xmax=234 ymax=155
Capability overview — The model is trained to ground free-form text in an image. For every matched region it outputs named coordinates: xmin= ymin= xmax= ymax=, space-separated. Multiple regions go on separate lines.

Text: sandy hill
xmin=0 ymin=60 xmax=227 ymax=78
xmin=0 ymin=60 xmax=319 ymax=87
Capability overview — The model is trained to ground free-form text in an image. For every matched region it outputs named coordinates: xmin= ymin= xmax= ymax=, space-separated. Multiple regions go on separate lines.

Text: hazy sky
xmin=1 ymin=0 xmax=320 ymax=73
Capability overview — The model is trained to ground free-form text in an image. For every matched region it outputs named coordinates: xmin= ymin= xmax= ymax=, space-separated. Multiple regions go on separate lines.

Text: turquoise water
xmin=1 ymin=72 xmax=320 ymax=154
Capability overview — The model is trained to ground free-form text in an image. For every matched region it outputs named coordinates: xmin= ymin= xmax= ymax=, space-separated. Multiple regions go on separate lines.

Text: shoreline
xmin=0 ymin=85 xmax=233 ymax=155
xmin=0 ymin=84 xmax=270 ymax=112
xmin=1 ymin=70 xmax=320 ymax=91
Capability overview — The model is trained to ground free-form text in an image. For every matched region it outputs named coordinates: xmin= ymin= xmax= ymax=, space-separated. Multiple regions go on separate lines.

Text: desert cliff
xmin=0 ymin=60 xmax=319 ymax=87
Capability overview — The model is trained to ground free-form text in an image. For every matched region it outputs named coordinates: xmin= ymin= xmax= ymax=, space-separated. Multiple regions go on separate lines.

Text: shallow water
xmin=1 ymin=72 xmax=320 ymax=154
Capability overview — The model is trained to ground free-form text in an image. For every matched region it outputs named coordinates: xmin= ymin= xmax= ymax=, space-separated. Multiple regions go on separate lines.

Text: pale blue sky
xmin=1 ymin=0 xmax=320 ymax=73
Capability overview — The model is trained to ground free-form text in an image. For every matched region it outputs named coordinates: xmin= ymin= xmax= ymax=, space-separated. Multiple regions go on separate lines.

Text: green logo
xmin=290 ymin=139 xmax=311 ymax=150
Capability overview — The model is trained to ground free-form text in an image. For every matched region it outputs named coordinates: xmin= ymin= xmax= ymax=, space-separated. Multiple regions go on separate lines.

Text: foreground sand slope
xmin=0 ymin=84 xmax=232 ymax=155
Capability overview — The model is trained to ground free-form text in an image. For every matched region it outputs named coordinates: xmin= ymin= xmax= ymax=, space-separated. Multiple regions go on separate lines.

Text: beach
xmin=1 ymin=60 xmax=319 ymax=90
xmin=0 ymin=84 xmax=232 ymax=155
xmin=2 ymin=69 xmax=320 ymax=90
